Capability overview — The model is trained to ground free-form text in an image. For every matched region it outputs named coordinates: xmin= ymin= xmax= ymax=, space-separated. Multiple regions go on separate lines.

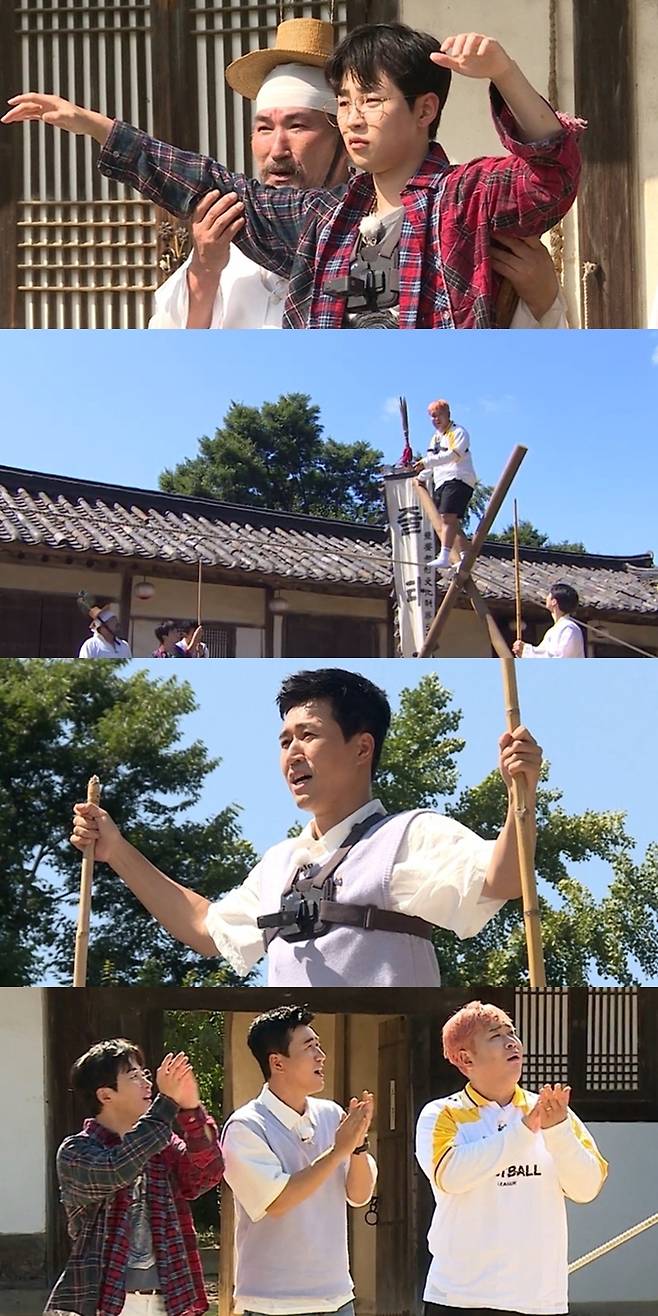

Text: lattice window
xmin=202 ymin=621 xmax=236 ymax=656
xmin=586 ymin=987 xmax=639 ymax=1092
xmin=193 ymin=1 xmax=348 ymax=169
xmin=514 ymin=989 xmax=570 ymax=1089
xmin=12 ymin=0 xmax=348 ymax=326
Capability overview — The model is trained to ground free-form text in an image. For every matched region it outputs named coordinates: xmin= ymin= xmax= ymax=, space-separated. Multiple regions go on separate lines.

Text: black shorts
xmin=433 ymin=478 xmax=474 ymax=517
xmin=424 ymin=1306 xmax=555 ymax=1316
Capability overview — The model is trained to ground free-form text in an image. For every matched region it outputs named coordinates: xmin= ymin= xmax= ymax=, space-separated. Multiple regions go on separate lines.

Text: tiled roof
xmin=463 ymin=541 xmax=658 ymax=618
xmin=0 ymin=465 xmax=391 ymax=590
xmin=0 ymin=465 xmax=656 ymax=617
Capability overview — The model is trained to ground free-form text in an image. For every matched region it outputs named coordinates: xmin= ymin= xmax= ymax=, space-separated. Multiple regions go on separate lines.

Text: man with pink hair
xmin=415 ymin=1000 xmax=607 ymax=1316
xmin=415 ymin=400 xmax=476 ymax=570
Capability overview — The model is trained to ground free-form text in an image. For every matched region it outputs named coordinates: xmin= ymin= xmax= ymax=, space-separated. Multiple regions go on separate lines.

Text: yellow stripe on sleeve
xmin=568 ymin=1111 xmax=609 ymax=1182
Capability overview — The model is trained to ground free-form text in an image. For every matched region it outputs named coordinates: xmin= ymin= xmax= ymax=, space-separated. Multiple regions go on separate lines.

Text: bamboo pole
xmin=416 ymin=445 xmax=527 ymax=656
xmin=568 ymin=1213 xmax=658 ymax=1274
xmin=72 ymin=775 xmax=102 ymax=988
xmin=463 ymin=578 xmax=546 ymax=988
xmin=513 ymin=499 xmax=522 ymax=644
xmin=197 ymin=560 xmax=203 ymax=629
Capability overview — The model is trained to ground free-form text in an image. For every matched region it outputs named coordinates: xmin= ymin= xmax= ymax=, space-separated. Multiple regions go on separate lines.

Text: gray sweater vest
xmin=224 ymin=1097 xmax=352 ymax=1308
xmin=259 ymin=810 xmax=441 ymax=987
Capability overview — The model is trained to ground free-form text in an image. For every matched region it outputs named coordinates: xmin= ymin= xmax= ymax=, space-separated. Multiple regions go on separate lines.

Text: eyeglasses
xmin=324 ymin=94 xmax=394 ymax=126
xmin=126 ymin=1067 xmax=152 ymax=1084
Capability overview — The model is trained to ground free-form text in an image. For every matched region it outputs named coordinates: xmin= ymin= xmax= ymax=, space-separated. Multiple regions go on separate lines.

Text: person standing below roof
xmin=79 ymin=603 xmax=132 ymax=659
xmin=152 ymin=620 xmax=183 ymax=658
xmin=416 ymin=1000 xmax=607 ymax=1316
xmin=415 ymin=399 xmax=476 ymax=570
xmin=221 ymin=1005 xmax=376 ymax=1316
xmin=513 ymin=583 xmax=585 ymax=658
xmin=176 ymin=621 xmax=209 ymax=657
xmin=149 ymin=20 xmax=348 ymax=330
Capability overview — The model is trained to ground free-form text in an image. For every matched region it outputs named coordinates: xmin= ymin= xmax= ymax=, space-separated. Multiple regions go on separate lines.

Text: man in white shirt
xmin=513 ymin=583 xmax=585 ymax=659
xmin=415 ymin=400 xmax=477 ymax=570
xmin=149 ymin=20 xmax=348 ymax=331
xmin=78 ymin=604 xmax=132 ymax=659
xmin=221 ymin=1004 xmax=376 ymax=1315
xmin=415 ymin=999 xmax=607 ymax=1316
xmin=70 ymin=668 xmax=542 ymax=987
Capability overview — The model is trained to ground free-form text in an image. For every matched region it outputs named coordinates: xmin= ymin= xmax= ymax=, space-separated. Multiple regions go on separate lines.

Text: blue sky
xmin=59 ymin=655 xmax=654 ymax=987
xmin=2 ymin=329 xmax=658 ymax=554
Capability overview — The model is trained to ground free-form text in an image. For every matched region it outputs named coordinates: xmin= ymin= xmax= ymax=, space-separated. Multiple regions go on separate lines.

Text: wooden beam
xmin=0 ymin=1 xmax=19 ymax=328
xmin=573 ymin=0 xmax=639 ymax=327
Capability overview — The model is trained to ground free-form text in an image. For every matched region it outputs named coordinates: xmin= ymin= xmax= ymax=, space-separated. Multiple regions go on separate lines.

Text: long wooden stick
xmin=197 ymin=560 xmax=203 ymax=629
xmin=568 ymin=1213 xmax=658 ymax=1274
xmin=72 ymin=775 xmax=102 ymax=987
xmin=416 ymin=445 xmax=528 ymax=656
xmin=464 ymin=579 xmax=546 ymax=988
xmin=513 ymin=499 xmax=522 ymax=644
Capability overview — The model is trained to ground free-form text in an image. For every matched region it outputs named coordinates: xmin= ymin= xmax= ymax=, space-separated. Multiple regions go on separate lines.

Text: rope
xmin=547 ymin=0 xmax=564 ymax=282
xmin=568 ymin=1212 xmax=658 ymax=1274
xmin=579 ymin=619 xmax=658 ymax=660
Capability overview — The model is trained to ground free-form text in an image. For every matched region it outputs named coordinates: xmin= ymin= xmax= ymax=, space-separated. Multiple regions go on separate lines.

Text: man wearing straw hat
xmin=149 ymin=19 xmax=349 ymax=330
xmin=416 ymin=1000 xmax=607 ymax=1316
xmin=78 ymin=600 xmax=132 ymax=659
xmin=70 ymin=667 xmax=542 ymax=988
xmin=4 ymin=21 xmax=583 ymax=328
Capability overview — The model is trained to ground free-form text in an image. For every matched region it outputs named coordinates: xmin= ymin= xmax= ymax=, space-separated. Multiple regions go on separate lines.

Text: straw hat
xmin=226 ymin=18 xmax=335 ymax=100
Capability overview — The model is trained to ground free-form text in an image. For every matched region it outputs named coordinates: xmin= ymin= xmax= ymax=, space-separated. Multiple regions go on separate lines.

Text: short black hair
xmin=276 ymin=668 xmax=391 ymax=776
xmin=154 ymin=619 xmax=180 ymax=641
xmin=70 ymin=1038 xmax=144 ymax=1116
xmin=548 ymin=582 xmax=579 ymax=614
xmin=247 ymin=1006 xmax=315 ymax=1081
xmin=179 ymin=620 xmax=197 ymax=635
xmin=326 ymin=23 xmax=451 ymax=140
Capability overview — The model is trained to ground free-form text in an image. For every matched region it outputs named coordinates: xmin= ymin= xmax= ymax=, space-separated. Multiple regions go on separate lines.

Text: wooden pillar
xmin=119 ymin=568 xmax=134 ymax=643
xmin=346 ymin=0 xmax=399 ymax=24
xmin=0 ymin=1 xmax=20 ymax=328
xmin=573 ymin=0 xmax=640 ymax=327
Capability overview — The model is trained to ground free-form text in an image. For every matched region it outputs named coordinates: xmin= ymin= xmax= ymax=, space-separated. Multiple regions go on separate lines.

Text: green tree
xmin=160 ymin=393 xmax=385 ymax=523
xmin=375 ymin=674 xmax=655 ymax=985
xmin=488 ymin=518 xmax=587 ymax=553
xmin=0 ymin=661 xmax=256 ymax=986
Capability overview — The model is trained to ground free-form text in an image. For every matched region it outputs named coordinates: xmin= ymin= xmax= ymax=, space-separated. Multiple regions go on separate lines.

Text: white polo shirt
xmin=423 ymin=423 xmax=477 ymax=490
xmin=415 ymin=1083 xmax=607 ymax=1314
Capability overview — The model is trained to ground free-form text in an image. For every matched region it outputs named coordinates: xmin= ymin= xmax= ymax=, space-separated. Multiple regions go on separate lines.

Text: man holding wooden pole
xmin=70 ymin=668 xmax=542 ymax=988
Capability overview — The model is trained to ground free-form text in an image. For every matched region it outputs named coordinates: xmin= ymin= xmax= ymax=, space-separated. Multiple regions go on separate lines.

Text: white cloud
xmin=383 ymin=396 xmax=400 ymax=418
xmin=651 ymin=344 xmax=658 ymax=366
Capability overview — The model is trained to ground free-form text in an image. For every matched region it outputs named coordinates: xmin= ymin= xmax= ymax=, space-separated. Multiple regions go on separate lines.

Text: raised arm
xmin=3 ymin=93 xmax=317 ymax=277
xmin=431 ymin=34 xmax=560 ymax=142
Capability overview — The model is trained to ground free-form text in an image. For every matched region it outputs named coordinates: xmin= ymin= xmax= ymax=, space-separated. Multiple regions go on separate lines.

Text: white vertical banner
xmin=383 ymin=472 xmax=436 ymax=656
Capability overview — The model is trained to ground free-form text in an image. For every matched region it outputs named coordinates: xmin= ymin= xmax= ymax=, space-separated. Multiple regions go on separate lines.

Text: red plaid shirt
xmin=47 ymin=1096 xmax=223 ymax=1316
xmin=99 ymin=88 xmax=584 ymax=328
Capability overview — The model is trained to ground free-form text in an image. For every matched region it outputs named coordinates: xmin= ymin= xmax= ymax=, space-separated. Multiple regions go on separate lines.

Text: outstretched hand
xmin=431 ymin=34 xmax=514 ymax=82
xmin=2 ymin=93 xmax=111 ymax=144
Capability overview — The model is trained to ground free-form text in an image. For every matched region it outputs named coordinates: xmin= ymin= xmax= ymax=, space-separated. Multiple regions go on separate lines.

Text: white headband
xmin=255 ymin=64 xmax=336 ymax=115
xmin=94 ymin=607 xmax=117 ymax=628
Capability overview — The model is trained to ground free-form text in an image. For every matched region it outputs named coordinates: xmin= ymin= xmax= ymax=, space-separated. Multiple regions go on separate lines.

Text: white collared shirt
xmin=522 ymin=615 xmax=585 ymax=659
xmin=148 ymin=246 xmax=286 ymax=329
xmin=222 ymin=1084 xmax=375 ymax=1313
xmin=204 ymin=799 xmax=499 ymax=978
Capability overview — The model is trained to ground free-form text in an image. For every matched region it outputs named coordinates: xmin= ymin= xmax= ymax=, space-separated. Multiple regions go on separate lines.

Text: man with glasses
xmin=4 ymin=23 xmax=582 ymax=328
xmin=45 ymin=1039 xmax=223 ymax=1316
